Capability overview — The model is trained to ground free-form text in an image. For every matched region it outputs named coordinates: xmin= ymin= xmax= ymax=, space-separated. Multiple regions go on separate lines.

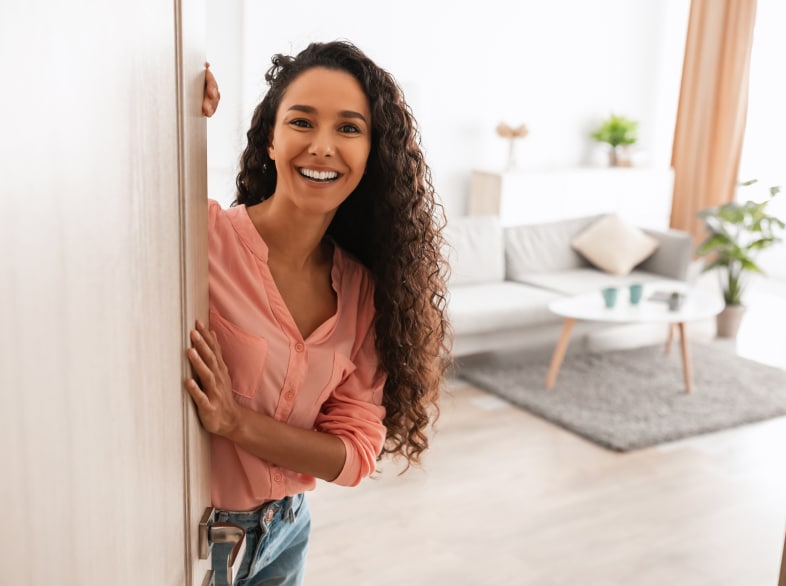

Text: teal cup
xmin=629 ymin=283 xmax=643 ymax=305
xmin=601 ymin=287 xmax=618 ymax=308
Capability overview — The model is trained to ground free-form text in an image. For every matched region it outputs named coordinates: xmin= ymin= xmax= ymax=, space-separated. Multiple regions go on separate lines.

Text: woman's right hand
xmin=202 ymin=62 xmax=220 ymax=117
xmin=185 ymin=320 xmax=240 ymax=437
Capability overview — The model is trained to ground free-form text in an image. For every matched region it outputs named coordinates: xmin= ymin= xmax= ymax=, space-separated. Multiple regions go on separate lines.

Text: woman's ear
xmin=267 ymin=144 xmax=275 ymax=160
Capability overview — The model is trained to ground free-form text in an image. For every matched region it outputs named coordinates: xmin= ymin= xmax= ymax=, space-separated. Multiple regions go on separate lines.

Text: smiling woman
xmin=189 ymin=40 xmax=451 ymax=586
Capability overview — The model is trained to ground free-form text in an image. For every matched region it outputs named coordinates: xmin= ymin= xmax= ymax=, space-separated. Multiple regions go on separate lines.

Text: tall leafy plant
xmin=696 ymin=179 xmax=784 ymax=306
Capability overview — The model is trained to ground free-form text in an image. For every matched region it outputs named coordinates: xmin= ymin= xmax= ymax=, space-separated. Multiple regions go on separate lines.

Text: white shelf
xmin=468 ymin=167 xmax=674 ymax=229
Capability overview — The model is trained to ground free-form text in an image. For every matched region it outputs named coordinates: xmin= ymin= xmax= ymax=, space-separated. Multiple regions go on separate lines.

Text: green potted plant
xmin=590 ymin=113 xmax=638 ymax=166
xmin=696 ymin=179 xmax=784 ymax=337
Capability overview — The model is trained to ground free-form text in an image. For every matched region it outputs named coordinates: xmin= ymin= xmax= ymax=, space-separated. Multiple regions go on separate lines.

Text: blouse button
xmin=273 ymin=473 xmax=283 ymax=482
xmin=295 ymin=342 xmax=304 ymax=352
xmin=285 ymin=390 xmax=295 ymax=401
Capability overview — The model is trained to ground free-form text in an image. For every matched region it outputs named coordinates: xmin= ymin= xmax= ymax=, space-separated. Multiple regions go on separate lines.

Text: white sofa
xmin=444 ymin=214 xmax=696 ymax=358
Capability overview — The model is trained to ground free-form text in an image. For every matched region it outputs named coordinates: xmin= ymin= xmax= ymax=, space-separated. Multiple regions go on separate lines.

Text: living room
xmin=7 ymin=0 xmax=785 ymax=583
xmin=202 ymin=0 xmax=786 ymax=584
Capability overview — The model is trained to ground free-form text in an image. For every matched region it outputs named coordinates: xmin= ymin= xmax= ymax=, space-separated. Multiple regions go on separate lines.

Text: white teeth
xmin=300 ymin=168 xmax=338 ymax=181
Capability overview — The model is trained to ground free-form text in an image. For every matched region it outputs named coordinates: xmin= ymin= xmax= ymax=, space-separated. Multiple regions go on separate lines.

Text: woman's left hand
xmin=202 ymin=62 xmax=220 ymax=117
xmin=185 ymin=320 xmax=240 ymax=437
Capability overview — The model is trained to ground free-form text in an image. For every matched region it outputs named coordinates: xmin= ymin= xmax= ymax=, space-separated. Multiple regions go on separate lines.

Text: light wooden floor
xmin=303 ymin=277 xmax=786 ymax=586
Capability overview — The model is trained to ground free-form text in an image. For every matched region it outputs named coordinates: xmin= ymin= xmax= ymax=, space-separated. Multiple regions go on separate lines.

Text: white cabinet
xmin=468 ymin=167 xmax=675 ymax=229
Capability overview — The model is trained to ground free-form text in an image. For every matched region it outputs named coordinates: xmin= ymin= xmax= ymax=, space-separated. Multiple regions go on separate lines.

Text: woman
xmin=188 ymin=41 xmax=451 ymax=585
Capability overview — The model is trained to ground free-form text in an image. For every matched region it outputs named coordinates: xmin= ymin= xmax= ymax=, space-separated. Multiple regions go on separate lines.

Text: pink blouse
xmin=207 ymin=199 xmax=387 ymax=511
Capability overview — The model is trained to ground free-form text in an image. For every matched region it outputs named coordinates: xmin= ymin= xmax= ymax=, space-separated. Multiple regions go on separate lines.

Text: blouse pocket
xmin=209 ymin=309 xmax=268 ymax=399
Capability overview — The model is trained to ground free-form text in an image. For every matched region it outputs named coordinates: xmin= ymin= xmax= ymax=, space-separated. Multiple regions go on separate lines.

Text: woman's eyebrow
xmin=338 ymin=110 xmax=368 ymax=123
xmin=287 ymin=104 xmax=368 ymax=123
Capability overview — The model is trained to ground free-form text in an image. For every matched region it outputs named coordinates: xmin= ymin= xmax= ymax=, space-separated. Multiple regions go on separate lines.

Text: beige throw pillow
xmin=571 ymin=214 xmax=659 ymax=276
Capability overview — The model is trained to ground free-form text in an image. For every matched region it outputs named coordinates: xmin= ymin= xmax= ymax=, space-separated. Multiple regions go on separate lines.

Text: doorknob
xmin=199 ymin=507 xmax=248 ymax=585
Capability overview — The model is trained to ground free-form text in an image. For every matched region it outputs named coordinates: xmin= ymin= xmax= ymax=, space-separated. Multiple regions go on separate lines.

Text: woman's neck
xmin=247 ymin=196 xmax=334 ymax=270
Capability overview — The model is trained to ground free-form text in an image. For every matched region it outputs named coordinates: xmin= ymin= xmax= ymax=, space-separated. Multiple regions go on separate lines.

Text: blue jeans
xmin=212 ymin=494 xmax=311 ymax=586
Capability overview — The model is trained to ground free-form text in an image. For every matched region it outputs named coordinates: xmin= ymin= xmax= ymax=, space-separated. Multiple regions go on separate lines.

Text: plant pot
xmin=716 ymin=304 xmax=746 ymax=338
xmin=608 ymin=145 xmax=633 ymax=167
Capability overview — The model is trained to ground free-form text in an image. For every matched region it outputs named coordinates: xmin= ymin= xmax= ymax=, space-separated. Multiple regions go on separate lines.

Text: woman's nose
xmin=308 ymin=131 xmax=334 ymax=157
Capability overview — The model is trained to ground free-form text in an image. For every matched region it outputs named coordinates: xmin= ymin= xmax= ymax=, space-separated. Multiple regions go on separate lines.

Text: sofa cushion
xmin=447 ymin=282 xmax=563 ymax=335
xmin=637 ymin=228 xmax=693 ymax=281
xmin=443 ymin=215 xmax=505 ymax=286
xmin=505 ymin=215 xmax=601 ymax=279
xmin=570 ymin=214 xmax=659 ymax=276
xmin=511 ymin=268 xmax=684 ymax=297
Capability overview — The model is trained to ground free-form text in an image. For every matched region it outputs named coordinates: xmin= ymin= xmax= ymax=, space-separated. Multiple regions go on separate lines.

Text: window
xmin=738 ymin=0 xmax=786 ymax=277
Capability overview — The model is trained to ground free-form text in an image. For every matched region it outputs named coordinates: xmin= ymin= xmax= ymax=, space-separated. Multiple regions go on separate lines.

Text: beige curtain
xmin=670 ymin=0 xmax=758 ymax=245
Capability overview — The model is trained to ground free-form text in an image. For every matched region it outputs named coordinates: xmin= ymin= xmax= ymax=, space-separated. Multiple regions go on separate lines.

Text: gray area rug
xmin=457 ymin=343 xmax=786 ymax=451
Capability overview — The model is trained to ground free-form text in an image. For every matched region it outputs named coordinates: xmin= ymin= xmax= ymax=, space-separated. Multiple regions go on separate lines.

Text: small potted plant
xmin=590 ymin=113 xmax=638 ymax=167
xmin=696 ymin=179 xmax=784 ymax=337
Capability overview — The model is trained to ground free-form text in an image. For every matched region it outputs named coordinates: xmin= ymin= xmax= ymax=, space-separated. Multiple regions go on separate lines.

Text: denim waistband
xmin=215 ymin=494 xmax=302 ymax=526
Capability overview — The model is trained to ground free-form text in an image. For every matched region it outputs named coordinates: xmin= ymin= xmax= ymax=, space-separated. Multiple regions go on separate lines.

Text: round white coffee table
xmin=546 ymin=284 xmax=724 ymax=393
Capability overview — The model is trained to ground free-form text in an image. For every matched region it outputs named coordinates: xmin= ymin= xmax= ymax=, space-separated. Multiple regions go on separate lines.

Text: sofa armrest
xmin=636 ymin=228 xmax=693 ymax=281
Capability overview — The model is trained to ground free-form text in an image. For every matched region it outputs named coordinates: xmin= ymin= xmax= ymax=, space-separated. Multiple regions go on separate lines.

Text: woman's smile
xmin=298 ymin=167 xmax=340 ymax=183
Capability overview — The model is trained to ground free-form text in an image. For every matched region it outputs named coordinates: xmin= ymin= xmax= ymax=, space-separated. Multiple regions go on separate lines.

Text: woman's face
xmin=267 ymin=67 xmax=372 ymax=217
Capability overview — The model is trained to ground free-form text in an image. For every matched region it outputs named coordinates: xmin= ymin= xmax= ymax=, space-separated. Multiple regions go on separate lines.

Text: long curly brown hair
xmin=234 ymin=40 xmax=452 ymax=468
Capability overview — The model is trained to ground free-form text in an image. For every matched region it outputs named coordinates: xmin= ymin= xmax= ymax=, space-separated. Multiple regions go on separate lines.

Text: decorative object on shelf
xmin=696 ymin=179 xmax=784 ymax=338
xmin=590 ymin=113 xmax=638 ymax=167
xmin=495 ymin=122 xmax=528 ymax=170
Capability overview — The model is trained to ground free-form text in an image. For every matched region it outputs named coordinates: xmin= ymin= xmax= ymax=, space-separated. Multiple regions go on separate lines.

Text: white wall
xmin=207 ymin=0 xmax=690 ymax=217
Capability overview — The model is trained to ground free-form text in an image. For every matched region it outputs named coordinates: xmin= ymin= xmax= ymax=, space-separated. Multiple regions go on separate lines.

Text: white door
xmin=0 ymin=0 xmax=212 ymax=584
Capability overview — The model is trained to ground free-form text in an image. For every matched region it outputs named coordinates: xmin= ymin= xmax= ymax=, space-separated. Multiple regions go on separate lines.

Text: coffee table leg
xmin=546 ymin=318 xmax=576 ymax=390
xmin=677 ymin=322 xmax=693 ymax=393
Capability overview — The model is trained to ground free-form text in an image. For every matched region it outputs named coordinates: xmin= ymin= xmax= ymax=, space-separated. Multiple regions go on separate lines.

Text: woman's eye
xmin=290 ymin=119 xmax=311 ymax=128
xmin=339 ymin=123 xmax=360 ymax=134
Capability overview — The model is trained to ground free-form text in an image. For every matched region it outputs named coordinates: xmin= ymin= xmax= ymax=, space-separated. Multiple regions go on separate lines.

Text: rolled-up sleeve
xmin=315 ymin=315 xmax=387 ymax=486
